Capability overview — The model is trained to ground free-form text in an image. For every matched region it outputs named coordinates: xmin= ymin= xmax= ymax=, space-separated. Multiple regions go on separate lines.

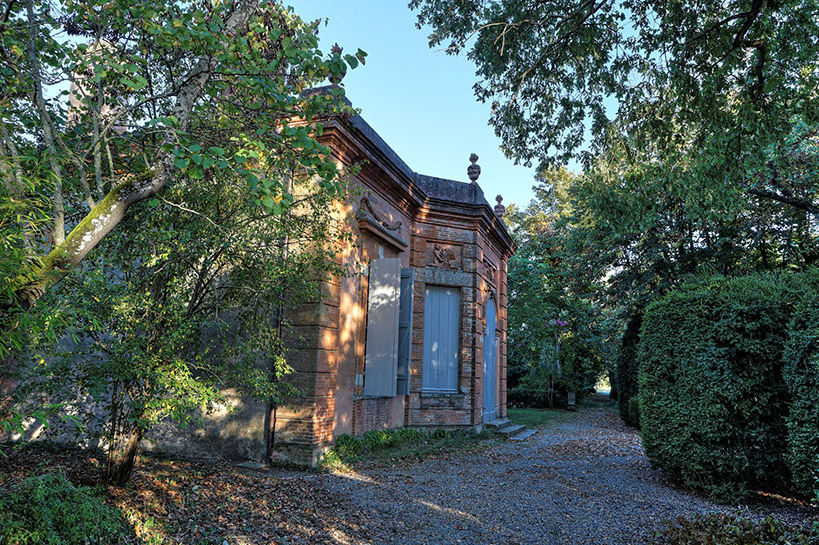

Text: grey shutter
xmin=422 ymin=286 xmax=460 ymax=392
xmin=396 ymin=268 xmax=414 ymax=395
xmin=363 ymin=258 xmax=401 ymax=397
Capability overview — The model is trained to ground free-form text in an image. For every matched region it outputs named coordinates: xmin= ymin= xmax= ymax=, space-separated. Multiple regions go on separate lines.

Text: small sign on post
xmin=568 ymin=392 xmax=576 ymax=409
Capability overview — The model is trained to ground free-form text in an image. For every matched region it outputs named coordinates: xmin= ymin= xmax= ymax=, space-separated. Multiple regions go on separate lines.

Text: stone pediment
xmin=356 ymin=195 xmax=407 ymax=252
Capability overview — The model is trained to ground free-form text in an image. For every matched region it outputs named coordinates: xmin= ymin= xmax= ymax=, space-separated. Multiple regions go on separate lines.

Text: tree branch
xmin=748 ymin=187 xmax=819 ymax=216
xmin=11 ymin=0 xmax=261 ymax=311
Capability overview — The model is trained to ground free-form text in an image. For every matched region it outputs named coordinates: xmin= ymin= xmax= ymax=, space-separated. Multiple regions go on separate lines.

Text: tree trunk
xmin=106 ymin=428 xmax=144 ymax=486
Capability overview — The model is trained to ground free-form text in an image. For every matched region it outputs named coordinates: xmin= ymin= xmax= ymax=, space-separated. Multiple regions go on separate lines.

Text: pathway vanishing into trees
xmin=306 ymin=395 xmax=814 ymax=545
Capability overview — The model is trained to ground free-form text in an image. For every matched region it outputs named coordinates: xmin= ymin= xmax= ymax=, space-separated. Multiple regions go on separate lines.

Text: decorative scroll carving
xmin=356 ymin=195 xmax=407 ymax=251
xmin=431 ymin=243 xmax=461 ymax=271
xmin=358 ymin=195 xmax=402 ymax=232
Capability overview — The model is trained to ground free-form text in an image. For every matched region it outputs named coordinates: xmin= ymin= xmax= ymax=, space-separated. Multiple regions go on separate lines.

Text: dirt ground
xmin=1 ymin=395 xmax=815 ymax=544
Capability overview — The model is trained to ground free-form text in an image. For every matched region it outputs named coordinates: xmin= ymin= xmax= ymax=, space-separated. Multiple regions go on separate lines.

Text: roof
xmin=303 ymin=86 xmax=514 ymax=250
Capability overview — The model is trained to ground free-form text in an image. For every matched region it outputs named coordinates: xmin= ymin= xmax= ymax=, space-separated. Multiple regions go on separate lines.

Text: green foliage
xmin=412 ymin=4 xmax=819 ymax=432
xmin=319 ymin=427 xmax=494 ymax=470
xmin=783 ymin=296 xmax=819 ymax=501
xmin=506 ymin=407 xmax=559 ymax=430
xmin=411 ymin=0 xmax=819 ymax=176
xmin=0 ymin=473 xmax=133 ymax=544
xmin=330 ymin=428 xmax=427 ymax=462
xmin=3 ymin=0 xmax=363 ymax=480
xmin=508 ymin=384 xmax=566 ymax=410
xmin=638 ymin=272 xmax=819 ymax=501
xmin=506 ymin=167 xmax=611 ymax=407
xmin=617 ymin=311 xmax=642 ymax=427
xmin=651 ymin=513 xmax=819 ymax=545
xmin=22 ymin=161 xmax=347 ymax=482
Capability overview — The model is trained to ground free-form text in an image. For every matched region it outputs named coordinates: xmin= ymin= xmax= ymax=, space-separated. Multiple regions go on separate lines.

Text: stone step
xmin=496 ymin=423 xmax=527 ymax=437
xmin=508 ymin=428 xmax=538 ymax=441
xmin=236 ymin=461 xmax=267 ymax=470
xmin=484 ymin=418 xmax=513 ymax=431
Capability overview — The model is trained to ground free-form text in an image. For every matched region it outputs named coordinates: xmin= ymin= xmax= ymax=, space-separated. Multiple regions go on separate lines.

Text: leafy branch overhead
xmin=1 ymin=0 xmax=364 ymax=317
xmin=411 ymin=0 xmax=819 ymax=175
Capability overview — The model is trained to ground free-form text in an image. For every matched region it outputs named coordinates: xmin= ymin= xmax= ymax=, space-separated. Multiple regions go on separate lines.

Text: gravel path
xmin=304 ymin=395 xmax=816 ymax=545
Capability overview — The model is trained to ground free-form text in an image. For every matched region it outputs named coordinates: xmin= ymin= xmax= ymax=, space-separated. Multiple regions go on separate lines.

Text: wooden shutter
xmin=482 ymin=299 xmax=497 ymax=421
xmin=396 ymin=268 xmax=414 ymax=395
xmin=363 ymin=258 xmax=401 ymax=397
xmin=422 ymin=286 xmax=460 ymax=392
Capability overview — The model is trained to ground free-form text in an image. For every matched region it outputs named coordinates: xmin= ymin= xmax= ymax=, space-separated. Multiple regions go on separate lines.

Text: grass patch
xmin=507 ymin=407 xmax=561 ymax=429
xmin=320 ymin=427 xmax=501 ymax=471
xmin=0 ymin=472 xmax=134 ymax=545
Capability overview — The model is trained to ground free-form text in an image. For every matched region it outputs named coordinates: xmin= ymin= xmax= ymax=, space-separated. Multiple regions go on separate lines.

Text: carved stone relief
xmin=357 ymin=195 xmax=402 ymax=232
xmin=356 ymin=194 xmax=407 ymax=251
xmin=428 ymin=243 xmax=462 ymax=271
xmin=483 ymin=257 xmax=498 ymax=289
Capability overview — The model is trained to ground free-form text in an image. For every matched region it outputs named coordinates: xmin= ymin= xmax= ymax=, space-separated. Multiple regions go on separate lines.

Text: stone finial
xmin=494 ymin=195 xmax=505 ymax=218
xmin=467 ymin=153 xmax=481 ymax=184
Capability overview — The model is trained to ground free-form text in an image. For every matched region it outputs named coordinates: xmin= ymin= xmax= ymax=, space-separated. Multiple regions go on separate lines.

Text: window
xmin=422 ymin=286 xmax=460 ymax=392
xmin=362 ymin=260 xmax=415 ymax=397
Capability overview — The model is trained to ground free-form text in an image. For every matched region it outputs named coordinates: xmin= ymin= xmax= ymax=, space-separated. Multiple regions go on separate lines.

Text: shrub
xmin=783 ymin=295 xmax=819 ymax=501
xmin=638 ymin=273 xmax=816 ymax=501
xmin=651 ymin=513 xmax=819 ymax=544
xmin=507 ymin=384 xmax=569 ymax=409
xmin=322 ymin=427 xmax=427 ymax=466
xmin=0 ymin=472 xmax=133 ymax=544
xmin=360 ymin=428 xmax=425 ymax=451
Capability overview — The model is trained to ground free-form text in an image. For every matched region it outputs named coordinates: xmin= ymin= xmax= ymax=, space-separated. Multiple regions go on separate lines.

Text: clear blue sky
xmin=289 ymin=0 xmax=539 ymax=209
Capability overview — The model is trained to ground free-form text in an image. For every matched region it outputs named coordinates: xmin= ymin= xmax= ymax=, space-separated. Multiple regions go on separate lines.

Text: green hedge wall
xmin=783 ymin=296 xmax=819 ymax=501
xmin=638 ymin=272 xmax=819 ymax=501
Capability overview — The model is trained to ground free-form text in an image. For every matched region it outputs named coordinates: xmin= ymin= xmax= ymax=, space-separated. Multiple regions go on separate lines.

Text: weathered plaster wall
xmin=144 ymin=389 xmax=265 ymax=461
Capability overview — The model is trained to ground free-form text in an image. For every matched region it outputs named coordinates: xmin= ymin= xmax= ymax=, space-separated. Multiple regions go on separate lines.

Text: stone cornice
xmin=309 ymin=106 xmax=516 ymax=256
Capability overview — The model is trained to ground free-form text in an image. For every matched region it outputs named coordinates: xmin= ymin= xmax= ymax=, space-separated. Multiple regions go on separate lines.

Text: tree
xmin=410 ymin=0 xmax=819 ymax=173
xmin=1 ymin=0 xmax=364 ymax=436
xmin=559 ymin=127 xmax=819 ymax=423
xmin=411 ymin=0 xmax=819 ymax=425
xmin=1 ymin=0 xmax=363 ymax=315
xmin=20 ymin=158 xmax=349 ymax=484
xmin=506 ymin=167 xmax=610 ymax=407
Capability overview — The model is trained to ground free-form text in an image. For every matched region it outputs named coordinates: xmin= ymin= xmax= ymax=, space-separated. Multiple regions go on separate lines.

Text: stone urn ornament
xmin=467 ymin=153 xmax=481 ymax=184
xmin=494 ymin=195 xmax=505 ymax=218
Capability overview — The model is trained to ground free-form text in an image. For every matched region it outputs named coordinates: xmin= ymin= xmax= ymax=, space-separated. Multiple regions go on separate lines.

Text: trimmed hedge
xmin=783 ymin=296 xmax=819 ymax=501
xmin=638 ymin=272 xmax=819 ymax=501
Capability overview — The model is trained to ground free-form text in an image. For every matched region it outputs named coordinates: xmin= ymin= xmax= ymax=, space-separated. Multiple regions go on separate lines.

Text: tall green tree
xmin=1 ymin=0 xmax=363 ymax=436
xmin=506 ymin=167 xmax=611 ymax=406
xmin=22 ymin=159 xmax=349 ymax=484
xmin=1 ymin=0 xmax=363 ymax=317
xmin=412 ymin=0 xmax=819 ymax=423
xmin=410 ymin=0 xmax=819 ymax=173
